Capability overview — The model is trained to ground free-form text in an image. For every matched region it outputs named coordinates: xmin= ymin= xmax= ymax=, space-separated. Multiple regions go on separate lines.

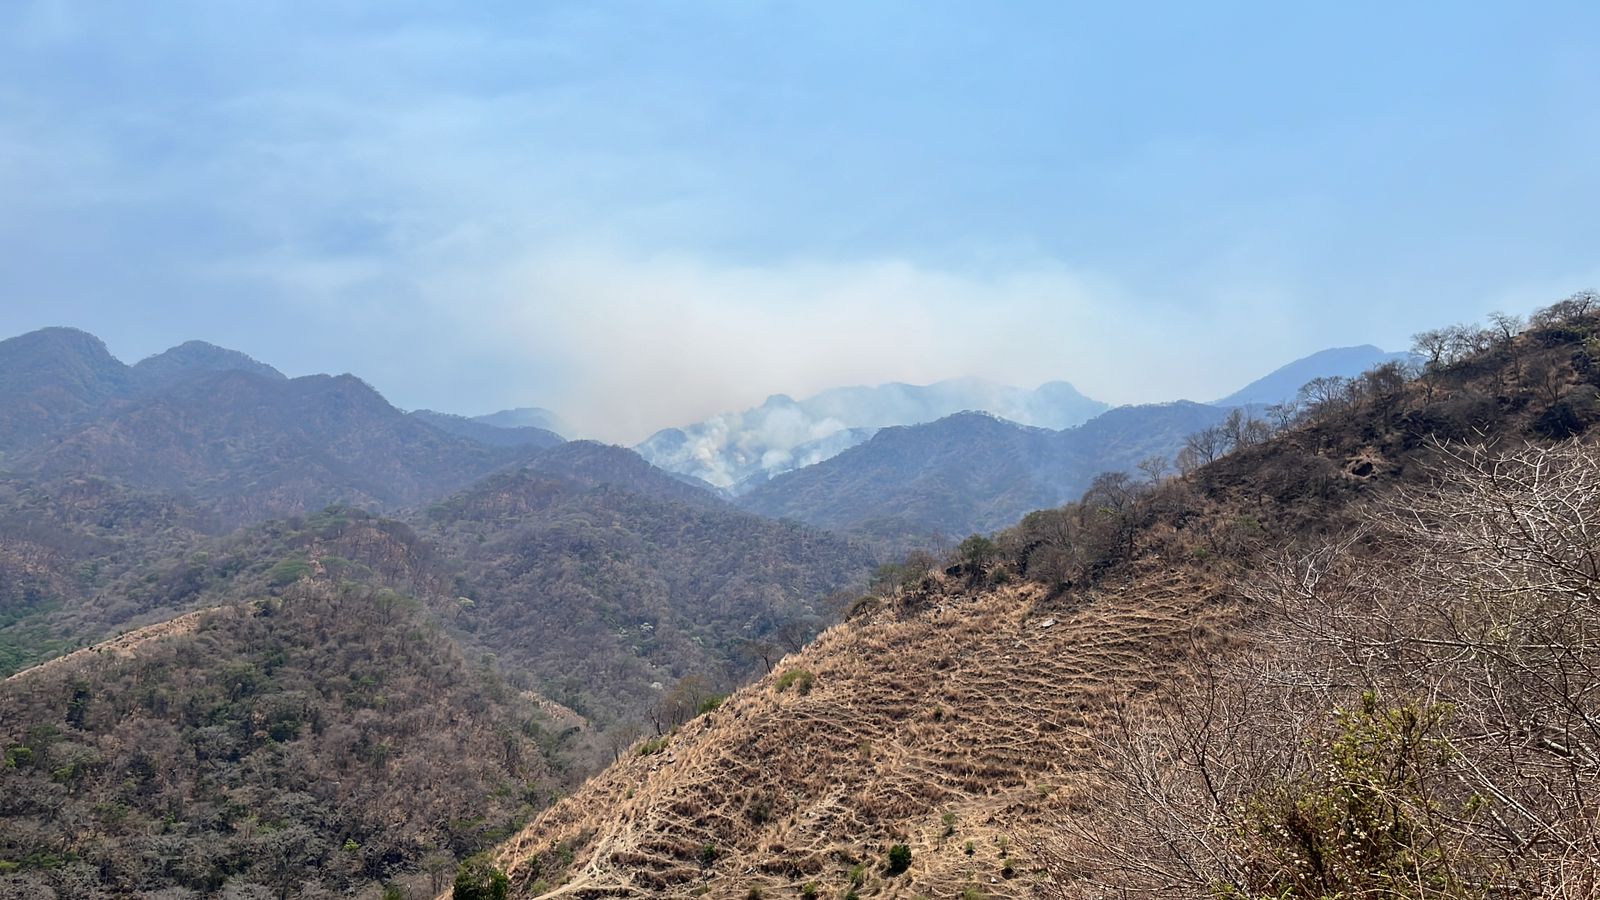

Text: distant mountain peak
xmin=471 ymin=407 xmax=567 ymax=437
xmin=0 ymin=326 xmax=120 ymax=364
xmin=132 ymin=340 xmax=285 ymax=388
xmin=1211 ymin=344 xmax=1412 ymax=407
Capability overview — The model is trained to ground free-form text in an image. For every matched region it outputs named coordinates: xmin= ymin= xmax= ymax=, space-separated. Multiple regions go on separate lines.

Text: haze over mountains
xmin=0 ymin=326 xmax=1410 ymax=547
xmin=0 ymin=300 xmax=1594 ymax=899
xmin=635 ymin=379 xmax=1110 ymax=492
xmin=635 ymin=349 xmax=1406 ymax=496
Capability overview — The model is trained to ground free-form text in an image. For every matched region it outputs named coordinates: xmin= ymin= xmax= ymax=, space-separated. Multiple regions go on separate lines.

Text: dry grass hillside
xmin=483 ymin=295 xmax=1600 ymax=899
xmin=489 ymin=563 xmax=1240 ymax=899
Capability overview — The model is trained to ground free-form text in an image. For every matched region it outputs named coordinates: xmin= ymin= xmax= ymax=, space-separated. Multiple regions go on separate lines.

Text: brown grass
xmin=488 ymin=565 xmax=1240 ymax=899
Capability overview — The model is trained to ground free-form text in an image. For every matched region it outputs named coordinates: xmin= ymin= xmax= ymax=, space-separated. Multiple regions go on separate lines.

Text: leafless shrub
xmin=1044 ymin=439 xmax=1600 ymax=897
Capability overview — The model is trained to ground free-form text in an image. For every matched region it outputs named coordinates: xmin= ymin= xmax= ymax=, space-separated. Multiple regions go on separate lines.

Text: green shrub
xmin=774 ymin=668 xmax=814 ymax=695
xmin=956 ymin=534 xmax=998 ymax=572
xmin=453 ymin=856 xmax=510 ymax=900
xmin=886 ymin=843 xmax=912 ymax=875
xmin=1226 ymin=694 xmax=1477 ymax=900
xmin=266 ymin=555 xmax=312 ymax=587
xmin=638 ymin=736 xmax=669 ymax=756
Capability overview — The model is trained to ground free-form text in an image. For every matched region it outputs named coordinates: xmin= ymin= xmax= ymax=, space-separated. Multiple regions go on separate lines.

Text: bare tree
xmin=1083 ymin=471 xmax=1139 ymax=512
xmin=1297 ymin=375 xmax=1351 ymax=418
xmin=1532 ymin=290 xmax=1600 ymax=328
xmin=1174 ymin=445 xmax=1203 ymax=477
xmin=1136 ymin=454 xmax=1169 ymax=484
xmin=1182 ymin=426 xmax=1227 ymax=466
xmin=1043 ymin=440 xmax=1600 ymax=898
xmin=1263 ymin=400 xmax=1300 ymax=433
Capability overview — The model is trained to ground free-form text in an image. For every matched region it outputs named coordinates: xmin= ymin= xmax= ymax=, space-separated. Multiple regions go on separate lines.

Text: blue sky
xmin=2 ymin=1 xmax=1597 ymax=441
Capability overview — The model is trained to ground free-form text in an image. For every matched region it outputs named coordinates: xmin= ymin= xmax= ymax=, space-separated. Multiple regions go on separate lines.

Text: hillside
xmin=0 ymin=475 xmax=216 ymax=674
xmin=0 ymin=581 xmax=586 ymax=899
xmin=423 ymin=461 xmax=878 ymax=724
xmin=738 ymin=402 xmax=1229 ymax=545
xmin=129 ymin=340 xmax=286 ymax=391
xmin=13 ymin=369 xmax=543 ymax=527
xmin=0 ymin=328 xmax=132 ymax=456
xmin=0 ymin=455 xmax=879 ymax=895
xmin=485 ymin=296 xmax=1600 ymax=898
xmin=0 ymin=431 xmax=876 ymax=726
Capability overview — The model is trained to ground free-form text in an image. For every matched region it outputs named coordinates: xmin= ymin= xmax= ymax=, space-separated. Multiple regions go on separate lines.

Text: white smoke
xmin=635 ymin=378 xmax=1108 ymax=491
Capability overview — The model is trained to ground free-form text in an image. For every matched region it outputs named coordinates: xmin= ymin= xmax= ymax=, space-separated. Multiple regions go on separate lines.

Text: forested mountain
xmin=0 ymin=581 xmax=585 ymax=899
xmin=423 ymin=466 xmax=876 ymax=723
xmin=0 ymin=328 xmax=880 ymax=896
xmin=0 ymin=330 xmax=298 ymax=459
xmin=129 ymin=340 xmax=286 ymax=391
xmin=0 ymin=328 xmax=133 ymax=456
xmin=471 ymin=407 xmax=567 ymax=436
xmin=486 ymin=296 xmax=1600 ymax=900
xmin=0 ymin=451 xmax=875 ymax=895
xmin=10 ymin=369 xmax=542 ymax=528
xmin=738 ymin=402 xmax=1230 ymax=544
xmin=0 ymin=330 xmax=576 ymax=529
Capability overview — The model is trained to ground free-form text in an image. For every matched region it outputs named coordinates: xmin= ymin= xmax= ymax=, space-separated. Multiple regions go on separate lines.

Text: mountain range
xmin=635 ymin=347 xmax=1408 ymax=499
xmin=2 ymin=306 xmax=1590 ymax=898
xmin=480 ymin=300 xmax=1600 ymax=900
xmin=634 ymin=378 xmax=1111 ymax=492
xmin=736 ymin=402 xmax=1231 ymax=544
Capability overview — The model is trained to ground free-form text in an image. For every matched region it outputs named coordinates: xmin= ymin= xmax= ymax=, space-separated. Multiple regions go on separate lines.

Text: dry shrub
xmin=1044 ymin=440 xmax=1600 ymax=899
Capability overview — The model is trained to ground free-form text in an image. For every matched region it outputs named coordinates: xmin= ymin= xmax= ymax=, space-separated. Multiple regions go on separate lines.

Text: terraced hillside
xmin=489 ymin=564 xmax=1237 ymax=898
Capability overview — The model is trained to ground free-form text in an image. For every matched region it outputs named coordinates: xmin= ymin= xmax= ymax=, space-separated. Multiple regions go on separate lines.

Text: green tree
xmin=452 ymin=856 xmax=510 ymax=900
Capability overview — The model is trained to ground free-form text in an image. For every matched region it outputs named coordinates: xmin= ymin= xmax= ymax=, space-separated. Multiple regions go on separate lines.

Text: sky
xmin=2 ymin=2 xmax=1598 ymax=443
